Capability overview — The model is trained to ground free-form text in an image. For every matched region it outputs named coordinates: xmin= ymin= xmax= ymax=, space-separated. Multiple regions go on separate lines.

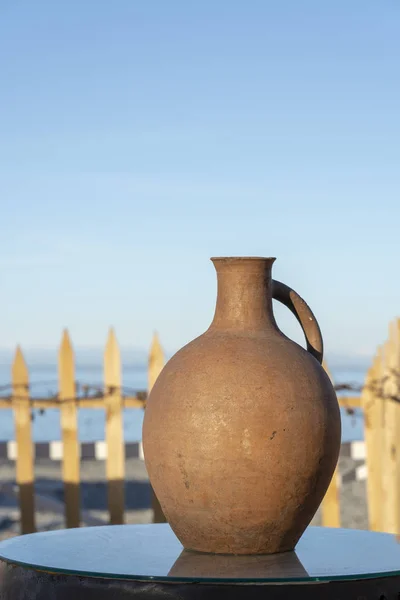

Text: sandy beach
xmin=0 ymin=450 xmax=368 ymax=541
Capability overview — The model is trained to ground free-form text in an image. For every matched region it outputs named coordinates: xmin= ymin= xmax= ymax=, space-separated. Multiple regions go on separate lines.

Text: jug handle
xmin=272 ymin=280 xmax=323 ymax=364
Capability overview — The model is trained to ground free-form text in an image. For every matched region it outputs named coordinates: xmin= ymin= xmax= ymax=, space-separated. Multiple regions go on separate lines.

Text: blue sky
xmin=1 ymin=0 xmax=399 ymax=366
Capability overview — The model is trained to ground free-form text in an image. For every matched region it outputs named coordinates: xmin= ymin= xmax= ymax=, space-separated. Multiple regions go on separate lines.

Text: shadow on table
xmin=169 ymin=548 xmax=309 ymax=579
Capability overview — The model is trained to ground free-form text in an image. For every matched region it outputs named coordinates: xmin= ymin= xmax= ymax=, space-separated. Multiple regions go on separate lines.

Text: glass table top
xmin=0 ymin=524 xmax=400 ymax=583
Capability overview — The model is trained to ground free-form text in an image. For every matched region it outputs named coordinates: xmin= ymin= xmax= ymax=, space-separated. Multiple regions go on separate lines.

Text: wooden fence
xmin=1 ymin=321 xmax=400 ymax=535
xmin=1 ymin=329 xmax=163 ymax=533
xmin=321 ymin=317 xmax=400 ymax=533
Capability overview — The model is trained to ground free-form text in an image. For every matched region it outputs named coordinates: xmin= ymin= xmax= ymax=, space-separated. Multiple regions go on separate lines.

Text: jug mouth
xmin=211 ymin=256 xmax=276 ymax=263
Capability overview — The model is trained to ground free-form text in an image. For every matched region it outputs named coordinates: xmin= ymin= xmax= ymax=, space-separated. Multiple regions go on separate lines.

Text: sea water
xmin=0 ymin=364 xmax=364 ymax=443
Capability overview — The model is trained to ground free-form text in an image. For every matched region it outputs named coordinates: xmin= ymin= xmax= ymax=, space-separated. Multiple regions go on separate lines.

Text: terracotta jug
xmin=143 ymin=257 xmax=341 ymax=555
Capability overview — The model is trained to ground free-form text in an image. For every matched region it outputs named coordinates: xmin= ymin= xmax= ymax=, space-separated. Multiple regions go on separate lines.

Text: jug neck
xmin=209 ymin=257 xmax=278 ymax=333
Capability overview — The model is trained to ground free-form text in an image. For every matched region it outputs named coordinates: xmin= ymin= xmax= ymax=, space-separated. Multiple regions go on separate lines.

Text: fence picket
xmin=362 ymin=346 xmax=384 ymax=532
xmin=321 ymin=361 xmax=340 ymax=527
xmin=381 ymin=321 xmax=400 ymax=533
xmin=395 ymin=319 xmax=400 ymax=529
xmin=104 ymin=328 xmax=125 ymax=524
xmin=148 ymin=332 xmax=167 ymax=523
xmin=12 ymin=346 xmax=35 ymax=533
xmin=148 ymin=332 xmax=165 ymax=391
xmin=58 ymin=329 xmax=80 ymax=528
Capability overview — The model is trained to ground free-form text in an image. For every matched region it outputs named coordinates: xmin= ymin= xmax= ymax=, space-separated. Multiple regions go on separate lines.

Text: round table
xmin=0 ymin=524 xmax=399 ymax=599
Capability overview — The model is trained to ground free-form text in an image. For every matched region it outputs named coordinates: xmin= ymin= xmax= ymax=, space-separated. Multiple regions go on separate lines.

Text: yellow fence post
xmin=381 ymin=321 xmax=400 ymax=533
xmin=12 ymin=346 xmax=35 ymax=533
xmin=362 ymin=347 xmax=384 ymax=532
xmin=320 ymin=361 xmax=340 ymax=527
xmin=396 ymin=319 xmax=400 ymax=530
xmin=104 ymin=328 xmax=125 ymax=524
xmin=148 ymin=332 xmax=165 ymax=391
xmin=148 ymin=332 xmax=167 ymax=523
xmin=58 ymin=329 xmax=80 ymax=528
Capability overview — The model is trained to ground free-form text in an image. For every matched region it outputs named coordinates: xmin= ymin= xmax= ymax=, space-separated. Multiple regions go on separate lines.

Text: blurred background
xmin=0 ymin=0 xmax=399 ymax=537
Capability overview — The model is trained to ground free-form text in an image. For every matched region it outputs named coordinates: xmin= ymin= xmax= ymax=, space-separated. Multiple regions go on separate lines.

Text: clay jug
xmin=143 ymin=257 xmax=341 ymax=555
